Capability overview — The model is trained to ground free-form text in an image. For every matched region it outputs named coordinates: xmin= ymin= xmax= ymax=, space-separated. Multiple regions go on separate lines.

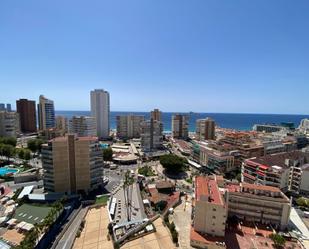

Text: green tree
xmin=18 ymin=148 xmax=25 ymax=160
xmin=102 ymin=147 xmax=113 ymax=161
xmin=24 ymin=149 xmax=31 ymax=161
xmin=0 ymin=137 xmax=17 ymax=146
xmin=27 ymin=138 xmax=44 ymax=153
xmin=160 ymin=154 xmax=187 ymax=174
xmin=269 ymin=233 xmax=286 ymax=248
xmin=1 ymin=144 xmax=14 ymax=161
xmin=296 ymin=197 xmax=309 ymax=207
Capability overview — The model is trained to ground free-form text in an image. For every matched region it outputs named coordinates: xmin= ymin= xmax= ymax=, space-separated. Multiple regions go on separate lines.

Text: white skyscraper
xmin=90 ymin=89 xmax=110 ymax=138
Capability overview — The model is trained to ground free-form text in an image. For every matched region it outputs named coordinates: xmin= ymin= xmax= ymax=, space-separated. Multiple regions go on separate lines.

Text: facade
xmin=0 ymin=103 xmax=12 ymax=112
xmin=0 ymin=111 xmax=20 ymax=137
xmin=150 ymin=108 xmax=162 ymax=122
xmin=116 ymin=115 xmax=144 ymax=139
xmin=299 ymin=119 xmax=309 ymax=134
xmin=199 ymin=145 xmax=235 ymax=173
xmin=194 ymin=176 xmax=227 ymax=237
xmin=38 ymin=95 xmax=55 ymax=130
xmin=6 ymin=104 xmax=12 ymax=112
xmin=172 ymin=114 xmax=189 ymax=139
xmin=90 ymin=89 xmax=110 ymax=139
xmin=140 ymin=119 xmax=163 ymax=151
xmin=56 ymin=116 xmax=68 ymax=134
xmin=42 ymin=134 xmax=103 ymax=193
xmin=253 ymin=124 xmax=284 ymax=133
xmin=226 ymin=183 xmax=291 ymax=230
xmin=191 ymin=175 xmax=291 ymax=249
xmin=242 ymin=151 xmax=309 ymax=193
xmin=69 ymin=116 xmax=97 ymax=137
xmin=16 ymin=99 xmax=37 ymax=133
xmin=196 ymin=118 xmax=215 ymax=140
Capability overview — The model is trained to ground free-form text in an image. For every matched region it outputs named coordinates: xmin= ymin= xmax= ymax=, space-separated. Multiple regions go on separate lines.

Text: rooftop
xmin=195 ymin=176 xmax=224 ymax=205
xmin=246 ymin=151 xmax=307 ymax=169
xmin=241 ymin=182 xmax=281 ymax=193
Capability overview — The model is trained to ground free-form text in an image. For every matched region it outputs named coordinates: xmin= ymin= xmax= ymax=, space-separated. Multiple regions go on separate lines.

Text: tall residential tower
xmin=90 ymin=89 xmax=110 ymax=139
xmin=116 ymin=115 xmax=144 ymax=139
xmin=196 ymin=117 xmax=215 ymax=140
xmin=172 ymin=114 xmax=189 ymax=139
xmin=16 ymin=99 xmax=37 ymax=133
xmin=38 ymin=95 xmax=55 ymax=130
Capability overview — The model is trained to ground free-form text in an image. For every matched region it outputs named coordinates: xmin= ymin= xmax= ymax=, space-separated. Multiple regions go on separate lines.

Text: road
xmin=171 ymin=196 xmax=194 ymax=249
xmin=103 ymin=164 xmax=138 ymax=193
xmin=54 ymin=207 xmax=88 ymax=249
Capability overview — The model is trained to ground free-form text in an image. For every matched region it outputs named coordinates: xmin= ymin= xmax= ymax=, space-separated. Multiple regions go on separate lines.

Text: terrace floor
xmin=73 ymin=206 xmax=113 ymax=249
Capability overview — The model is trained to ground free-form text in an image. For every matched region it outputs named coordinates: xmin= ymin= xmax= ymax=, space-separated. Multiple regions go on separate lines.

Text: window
xmin=212 ymin=216 xmax=216 ymax=219
xmin=213 ymin=208 xmax=216 ymax=211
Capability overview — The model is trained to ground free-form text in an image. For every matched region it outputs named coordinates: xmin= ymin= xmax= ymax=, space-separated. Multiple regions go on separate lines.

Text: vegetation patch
xmin=160 ymin=154 xmax=187 ymax=174
xmin=95 ymin=195 xmax=109 ymax=205
xmin=138 ymin=165 xmax=155 ymax=177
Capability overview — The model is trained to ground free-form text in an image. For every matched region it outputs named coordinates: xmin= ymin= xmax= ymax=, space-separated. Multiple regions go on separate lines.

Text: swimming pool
xmin=0 ymin=167 xmax=18 ymax=176
xmin=100 ymin=143 xmax=109 ymax=149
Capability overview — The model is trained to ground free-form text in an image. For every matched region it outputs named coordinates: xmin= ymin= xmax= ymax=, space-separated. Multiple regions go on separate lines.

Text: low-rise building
xmin=242 ymin=151 xmax=309 ymax=194
xmin=199 ymin=145 xmax=235 ymax=173
xmin=226 ymin=182 xmax=291 ymax=230
xmin=191 ymin=175 xmax=291 ymax=248
xmin=253 ymin=124 xmax=286 ymax=133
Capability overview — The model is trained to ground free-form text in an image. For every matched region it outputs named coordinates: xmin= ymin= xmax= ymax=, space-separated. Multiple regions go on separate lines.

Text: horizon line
xmin=54 ymin=110 xmax=309 ymax=116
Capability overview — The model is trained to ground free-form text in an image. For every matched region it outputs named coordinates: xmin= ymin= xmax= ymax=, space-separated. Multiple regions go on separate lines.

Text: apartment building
xmin=0 ymin=111 xmax=20 ymax=137
xmin=116 ymin=115 xmax=144 ymax=139
xmin=38 ymin=95 xmax=55 ymax=130
xmin=16 ymin=99 xmax=36 ymax=133
xmin=69 ymin=116 xmax=96 ymax=137
xmin=140 ymin=119 xmax=163 ymax=151
xmin=196 ymin=118 xmax=215 ymax=140
xmin=199 ymin=145 xmax=235 ymax=173
xmin=150 ymin=108 xmax=162 ymax=122
xmin=171 ymin=114 xmax=189 ymax=139
xmin=90 ymin=89 xmax=110 ymax=138
xmin=56 ymin=116 xmax=68 ymax=134
xmin=42 ymin=134 xmax=103 ymax=193
xmin=226 ymin=183 xmax=291 ymax=230
xmin=191 ymin=175 xmax=291 ymax=248
xmin=193 ymin=176 xmax=227 ymax=237
xmin=242 ymin=151 xmax=309 ymax=194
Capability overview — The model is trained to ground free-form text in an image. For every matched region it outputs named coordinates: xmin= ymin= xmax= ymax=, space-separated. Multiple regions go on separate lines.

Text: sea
xmin=55 ymin=111 xmax=309 ymax=132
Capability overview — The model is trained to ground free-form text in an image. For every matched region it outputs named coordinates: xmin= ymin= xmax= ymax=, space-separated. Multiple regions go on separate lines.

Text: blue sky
xmin=0 ymin=0 xmax=308 ymax=113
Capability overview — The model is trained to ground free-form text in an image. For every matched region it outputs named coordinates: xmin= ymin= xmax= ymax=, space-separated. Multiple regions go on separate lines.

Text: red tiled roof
xmin=195 ymin=176 xmax=224 ymax=205
xmin=190 ymin=227 xmax=225 ymax=245
xmin=243 ymin=173 xmax=256 ymax=180
xmin=241 ymin=182 xmax=281 ymax=193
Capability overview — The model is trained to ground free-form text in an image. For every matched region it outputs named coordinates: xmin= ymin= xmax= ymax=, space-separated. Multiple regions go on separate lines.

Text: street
xmin=103 ymin=164 xmax=138 ymax=193
xmin=171 ymin=196 xmax=194 ymax=249
xmin=54 ymin=207 xmax=88 ymax=249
